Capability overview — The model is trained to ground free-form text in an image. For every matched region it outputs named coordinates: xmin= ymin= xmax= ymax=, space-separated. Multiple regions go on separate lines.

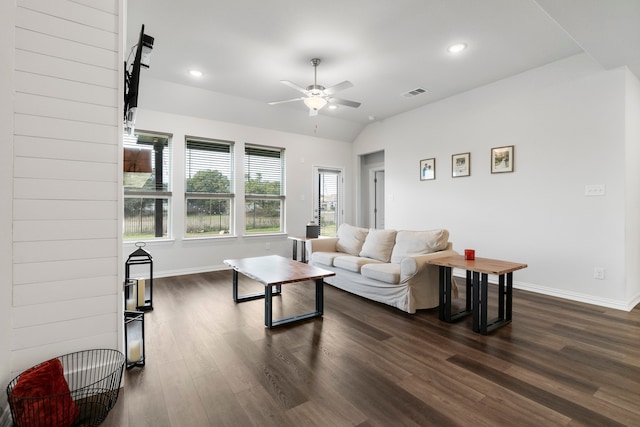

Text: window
xmin=244 ymin=144 xmax=285 ymax=234
xmin=185 ymin=137 xmax=234 ymax=237
xmin=314 ymin=168 xmax=343 ymax=236
xmin=123 ymin=131 xmax=172 ymax=240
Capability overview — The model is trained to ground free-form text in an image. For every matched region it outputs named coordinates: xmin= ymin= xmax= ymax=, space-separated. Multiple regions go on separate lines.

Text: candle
xmin=126 ymin=298 xmax=136 ymax=311
xmin=137 ymin=278 xmax=146 ymax=307
xmin=128 ymin=340 xmax=141 ymax=363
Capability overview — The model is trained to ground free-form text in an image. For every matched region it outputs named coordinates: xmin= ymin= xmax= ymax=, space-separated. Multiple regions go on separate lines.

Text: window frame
xmin=123 ymin=130 xmax=172 ymax=241
xmin=184 ymin=136 xmax=235 ymax=238
xmin=244 ymin=144 xmax=286 ymax=235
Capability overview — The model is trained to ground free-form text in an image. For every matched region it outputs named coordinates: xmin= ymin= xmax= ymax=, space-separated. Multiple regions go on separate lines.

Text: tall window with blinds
xmin=244 ymin=144 xmax=285 ymax=234
xmin=185 ymin=137 xmax=234 ymax=237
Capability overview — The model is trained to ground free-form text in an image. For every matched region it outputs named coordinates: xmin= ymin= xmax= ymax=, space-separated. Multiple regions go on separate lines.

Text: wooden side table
xmin=428 ymin=255 xmax=527 ymax=334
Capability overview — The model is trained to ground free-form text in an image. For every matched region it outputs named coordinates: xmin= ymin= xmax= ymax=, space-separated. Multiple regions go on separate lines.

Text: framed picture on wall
xmin=420 ymin=158 xmax=435 ymax=181
xmin=491 ymin=145 xmax=514 ymax=173
xmin=452 ymin=152 xmax=470 ymax=177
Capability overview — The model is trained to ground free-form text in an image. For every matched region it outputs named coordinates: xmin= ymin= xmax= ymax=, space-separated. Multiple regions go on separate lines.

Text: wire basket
xmin=6 ymin=349 xmax=125 ymax=427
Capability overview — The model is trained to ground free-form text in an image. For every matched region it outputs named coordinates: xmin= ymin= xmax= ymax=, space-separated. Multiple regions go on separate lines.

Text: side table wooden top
xmin=428 ymin=255 xmax=527 ymax=275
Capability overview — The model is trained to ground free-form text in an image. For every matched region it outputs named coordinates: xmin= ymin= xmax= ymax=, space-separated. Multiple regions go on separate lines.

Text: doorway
xmin=360 ymin=150 xmax=385 ymax=229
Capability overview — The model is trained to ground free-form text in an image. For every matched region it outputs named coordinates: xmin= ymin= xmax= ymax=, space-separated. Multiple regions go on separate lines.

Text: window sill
xmin=242 ymin=232 xmax=288 ymax=238
xmin=183 ymin=235 xmax=238 ymax=242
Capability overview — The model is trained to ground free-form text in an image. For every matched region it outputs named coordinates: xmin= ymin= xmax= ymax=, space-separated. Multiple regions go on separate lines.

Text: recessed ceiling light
xmin=447 ymin=43 xmax=467 ymax=54
xmin=328 ymin=105 xmax=337 ymax=110
xmin=189 ymin=69 xmax=203 ymax=77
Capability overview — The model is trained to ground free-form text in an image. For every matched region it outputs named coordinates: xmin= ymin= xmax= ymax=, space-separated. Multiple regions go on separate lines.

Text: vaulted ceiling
xmin=127 ymin=0 xmax=640 ymax=142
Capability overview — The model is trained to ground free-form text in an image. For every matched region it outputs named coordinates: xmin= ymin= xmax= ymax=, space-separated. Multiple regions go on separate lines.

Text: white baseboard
xmin=452 ymin=270 xmax=634 ymax=312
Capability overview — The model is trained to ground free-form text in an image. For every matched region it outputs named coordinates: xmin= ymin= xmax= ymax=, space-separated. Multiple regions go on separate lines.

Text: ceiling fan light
xmin=304 ymin=96 xmax=327 ymax=110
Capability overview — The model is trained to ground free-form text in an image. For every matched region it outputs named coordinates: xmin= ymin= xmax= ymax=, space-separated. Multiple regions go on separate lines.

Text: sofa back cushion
xmin=390 ymin=229 xmax=450 ymax=263
xmin=359 ymin=229 xmax=397 ymax=262
xmin=335 ymin=224 xmax=369 ymax=256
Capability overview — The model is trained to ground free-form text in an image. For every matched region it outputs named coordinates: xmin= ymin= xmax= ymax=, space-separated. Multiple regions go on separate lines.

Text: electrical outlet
xmin=585 ymin=184 xmax=605 ymax=196
xmin=594 ymin=267 xmax=605 ymax=280
xmin=265 ymin=242 xmax=271 ymax=250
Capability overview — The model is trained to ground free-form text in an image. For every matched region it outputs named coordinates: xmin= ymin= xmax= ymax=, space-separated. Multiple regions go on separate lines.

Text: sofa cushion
xmin=359 ymin=229 xmax=397 ymax=262
xmin=334 ymin=255 xmax=382 ymax=273
xmin=335 ymin=224 xmax=369 ymax=256
xmin=361 ymin=263 xmax=401 ymax=284
xmin=310 ymin=251 xmax=343 ymax=267
xmin=390 ymin=229 xmax=450 ymax=263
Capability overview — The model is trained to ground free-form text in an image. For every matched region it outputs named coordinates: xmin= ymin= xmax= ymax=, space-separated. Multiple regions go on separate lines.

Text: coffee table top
xmin=428 ymin=255 xmax=527 ymax=275
xmin=224 ymin=255 xmax=335 ymax=286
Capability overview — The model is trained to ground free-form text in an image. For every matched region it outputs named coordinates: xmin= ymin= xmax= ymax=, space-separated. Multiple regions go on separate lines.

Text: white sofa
xmin=306 ymin=224 xmax=458 ymax=314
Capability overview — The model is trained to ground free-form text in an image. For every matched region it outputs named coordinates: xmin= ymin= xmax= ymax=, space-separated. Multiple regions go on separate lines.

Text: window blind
xmin=244 ymin=145 xmax=284 ymax=196
xmin=185 ymin=138 xmax=234 ymax=194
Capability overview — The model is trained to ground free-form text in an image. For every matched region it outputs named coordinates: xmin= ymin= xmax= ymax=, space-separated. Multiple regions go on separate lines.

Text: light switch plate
xmin=585 ymin=184 xmax=605 ymax=196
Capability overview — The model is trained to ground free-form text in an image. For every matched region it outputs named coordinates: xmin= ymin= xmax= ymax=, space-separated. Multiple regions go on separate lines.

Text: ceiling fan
xmin=269 ymin=58 xmax=361 ymax=116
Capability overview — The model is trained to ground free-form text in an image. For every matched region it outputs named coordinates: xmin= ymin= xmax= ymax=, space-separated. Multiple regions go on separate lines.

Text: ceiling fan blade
xmin=324 ymin=80 xmax=353 ymax=96
xmin=268 ymin=97 xmax=306 ymax=105
xmin=328 ymin=97 xmax=361 ymax=108
xmin=280 ymin=80 xmax=308 ymax=94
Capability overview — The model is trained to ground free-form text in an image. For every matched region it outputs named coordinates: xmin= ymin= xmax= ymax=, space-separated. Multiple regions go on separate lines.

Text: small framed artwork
xmin=420 ymin=158 xmax=435 ymax=181
xmin=452 ymin=152 xmax=470 ymax=177
xmin=491 ymin=145 xmax=514 ymax=173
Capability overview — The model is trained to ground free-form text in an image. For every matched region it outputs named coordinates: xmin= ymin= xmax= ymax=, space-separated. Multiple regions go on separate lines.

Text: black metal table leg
xmin=315 ymin=278 xmax=323 ymax=314
xmin=292 ymin=240 xmax=298 ymax=261
xmin=498 ymin=274 xmax=505 ymax=318
xmin=465 ymin=270 xmax=472 ymax=312
xmin=472 ymin=271 xmax=480 ymax=332
xmin=232 ymin=270 xmax=239 ymax=302
xmin=438 ymin=266 xmax=448 ymax=321
xmin=233 ymin=269 xmax=281 ymax=303
xmin=301 ymin=241 xmax=307 ymax=263
xmin=506 ymin=272 xmax=513 ymax=322
xmin=478 ymin=272 xmax=513 ymax=334
xmin=480 ymin=273 xmax=489 ymax=334
xmin=267 ymin=279 xmax=324 ymax=328
xmin=265 ymin=285 xmax=273 ymax=328
xmin=439 ymin=265 xmax=472 ymax=322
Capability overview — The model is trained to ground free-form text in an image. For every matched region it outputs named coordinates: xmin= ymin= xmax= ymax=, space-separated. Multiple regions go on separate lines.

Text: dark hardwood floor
xmin=102 ymin=270 xmax=640 ymax=426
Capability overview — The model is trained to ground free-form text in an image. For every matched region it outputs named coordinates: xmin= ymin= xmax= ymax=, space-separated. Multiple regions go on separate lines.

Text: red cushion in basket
xmin=10 ymin=358 xmax=79 ymax=427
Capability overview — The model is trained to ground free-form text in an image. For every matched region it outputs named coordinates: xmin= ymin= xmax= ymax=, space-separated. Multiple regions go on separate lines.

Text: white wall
xmin=128 ymin=104 xmax=354 ymax=277
xmin=625 ymin=69 xmax=640 ymax=304
xmin=0 ymin=0 xmax=15 ymax=416
xmin=354 ymin=53 xmax=638 ymax=310
xmin=8 ymin=0 xmax=123 ymax=378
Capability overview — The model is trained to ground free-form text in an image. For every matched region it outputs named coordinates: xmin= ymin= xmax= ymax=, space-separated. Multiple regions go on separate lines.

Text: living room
xmin=1 ymin=1 xmax=640 ymax=425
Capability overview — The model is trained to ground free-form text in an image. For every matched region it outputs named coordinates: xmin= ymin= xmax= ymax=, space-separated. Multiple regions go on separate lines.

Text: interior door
xmin=314 ymin=168 xmax=342 ymax=236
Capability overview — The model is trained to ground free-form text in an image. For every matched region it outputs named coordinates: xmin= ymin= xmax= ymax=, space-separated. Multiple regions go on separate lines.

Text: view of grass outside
xmin=320 ymin=210 xmax=337 ymax=236
xmin=124 ymin=198 xmax=168 ymax=239
xmin=185 ymin=199 xmax=231 ymax=237
xmin=245 ymin=199 xmax=281 ymax=234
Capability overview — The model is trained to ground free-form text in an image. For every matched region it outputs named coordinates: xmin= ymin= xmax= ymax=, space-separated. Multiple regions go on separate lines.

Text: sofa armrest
xmin=399 ymin=248 xmax=458 ymax=279
xmin=398 ymin=248 xmax=460 ymax=308
xmin=305 ymin=237 xmax=339 ymax=259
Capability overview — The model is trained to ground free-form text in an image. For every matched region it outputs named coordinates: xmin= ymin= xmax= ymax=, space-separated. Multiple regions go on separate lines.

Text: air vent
xmin=402 ymin=87 xmax=428 ymax=98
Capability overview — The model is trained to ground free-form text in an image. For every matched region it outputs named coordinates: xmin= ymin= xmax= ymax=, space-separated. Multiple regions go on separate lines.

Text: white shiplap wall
xmin=10 ymin=0 xmax=122 ymax=374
